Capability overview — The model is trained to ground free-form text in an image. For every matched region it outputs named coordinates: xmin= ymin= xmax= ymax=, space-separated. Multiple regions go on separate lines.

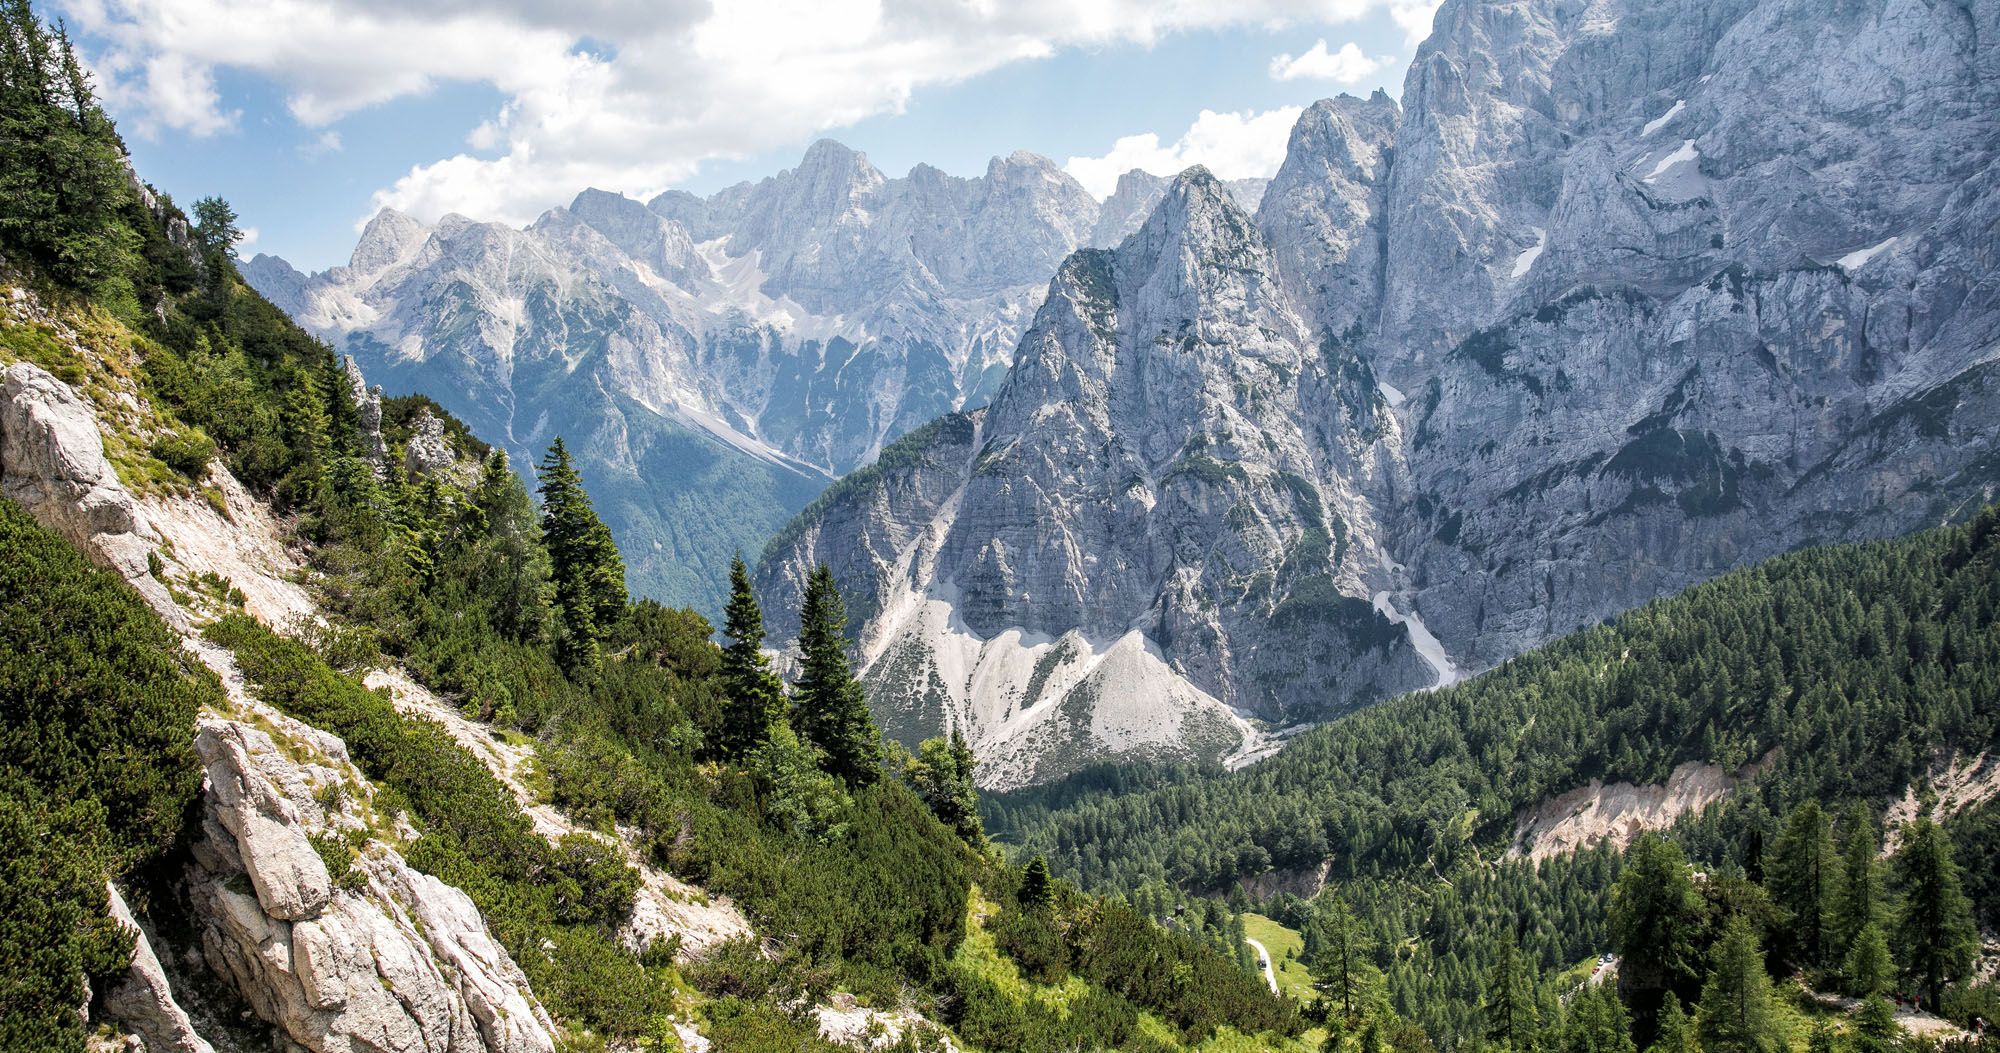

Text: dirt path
xmin=1246 ymin=936 xmax=1279 ymax=995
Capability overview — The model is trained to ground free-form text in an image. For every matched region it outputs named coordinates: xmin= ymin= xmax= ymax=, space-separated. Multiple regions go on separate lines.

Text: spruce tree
xmin=1843 ymin=922 xmax=1893 ymax=997
xmin=1020 ymin=853 xmax=1054 ymax=909
xmin=1695 ymin=917 xmax=1785 ymax=1053
xmin=791 ymin=564 xmax=879 ymax=785
xmin=537 ymin=437 xmax=625 ymax=668
xmin=1851 ymin=996 xmax=1901 ymax=1053
xmin=1769 ymin=799 xmax=1837 ymax=970
xmin=191 ymin=195 xmax=241 ymax=259
xmin=1309 ymin=894 xmax=1384 ymax=1027
xmin=0 ymin=1 xmax=132 ymax=287
xmin=1832 ymin=802 xmax=1885 ymax=961
xmin=1889 ymin=817 xmax=1977 ymax=1010
xmin=716 ymin=557 xmax=786 ymax=758
xmin=906 ymin=729 xmax=983 ymax=844
xmin=1610 ymin=834 xmax=1706 ymax=1033
xmin=1645 ymin=996 xmax=1698 ymax=1053
xmin=1483 ymin=936 xmax=1538 ymax=1052
xmin=1560 ymin=983 xmax=1635 ymax=1053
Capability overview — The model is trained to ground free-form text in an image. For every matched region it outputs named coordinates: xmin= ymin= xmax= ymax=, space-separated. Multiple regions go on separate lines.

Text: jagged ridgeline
xmin=987 ymin=507 xmax=2000 ymax=1044
xmin=756 ymin=0 xmax=2000 ymax=791
xmin=0 ymin=6 xmax=1301 ymax=1052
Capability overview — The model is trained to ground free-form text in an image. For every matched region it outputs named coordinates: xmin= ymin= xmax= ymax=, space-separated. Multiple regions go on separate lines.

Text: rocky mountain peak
xmin=781 ymin=138 xmax=887 ymax=210
xmin=348 ymin=206 xmax=429 ymax=276
xmin=1122 ymin=166 xmax=1274 ymax=305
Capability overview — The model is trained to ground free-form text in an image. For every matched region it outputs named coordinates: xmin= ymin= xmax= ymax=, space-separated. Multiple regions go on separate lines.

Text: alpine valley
xmin=5 ymin=0 xmax=2000 ymax=1052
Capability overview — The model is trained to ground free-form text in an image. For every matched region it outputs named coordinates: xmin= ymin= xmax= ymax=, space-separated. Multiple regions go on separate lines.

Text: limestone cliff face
xmin=760 ymin=0 xmax=2000 ymax=785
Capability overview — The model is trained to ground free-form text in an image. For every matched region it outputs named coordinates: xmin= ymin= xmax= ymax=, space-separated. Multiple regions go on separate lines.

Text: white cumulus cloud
xmin=1390 ymin=1 xmax=1443 ymax=45
xmin=1268 ymin=39 xmax=1392 ymax=83
xmin=58 ymin=0 xmax=1432 ymax=229
xmin=1064 ymin=106 xmax=1304 ymax=200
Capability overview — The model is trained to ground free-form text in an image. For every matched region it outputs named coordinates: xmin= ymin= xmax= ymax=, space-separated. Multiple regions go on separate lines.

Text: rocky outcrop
xmin=4 ymin=302 xmax=562 ymax=1052
xmin=102 ymin=884 xmax=216 ymax=1053
xmin=402 ymin=407 xmax=456 ymax=478
xmin=762 ymin=0 xmax=2000 ymax=783
xmin=760 ymin=171 xmax=1434 ymax=787
xmin=341 ymin=356 xmax=389 ymax=467
xmin=0 ymin=361 xmax=177 ymax=619
xmin=186 ymin=717 xmax=558 ymax=1053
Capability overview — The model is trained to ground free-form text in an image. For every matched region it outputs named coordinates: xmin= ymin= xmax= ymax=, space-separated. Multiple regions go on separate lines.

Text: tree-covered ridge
xmin=988 ymin=506 xmax=2000 ymax=895
xmin=984 ymin=507 xmax=2000 ymax=1051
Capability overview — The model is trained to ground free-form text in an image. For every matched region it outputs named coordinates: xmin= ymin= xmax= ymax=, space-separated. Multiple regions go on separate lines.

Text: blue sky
xmin=62 ymin=1 xmax=1435 ymax=271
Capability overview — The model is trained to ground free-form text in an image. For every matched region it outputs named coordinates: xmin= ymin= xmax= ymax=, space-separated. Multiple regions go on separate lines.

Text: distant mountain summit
xmin=248 ymin=144 xmax=1267 ymax=610
xmin=758 ymin=0 xmax=2000 ymax=786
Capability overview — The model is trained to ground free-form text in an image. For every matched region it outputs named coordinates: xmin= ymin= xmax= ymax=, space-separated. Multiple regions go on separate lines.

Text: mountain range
xmin=249 ymin=0 xmax=2000 ymax=790
xmin=755 ymin=0 xmax=2000 ymax=786
xmin=246 ymin=150 xmax=1267 ymax=609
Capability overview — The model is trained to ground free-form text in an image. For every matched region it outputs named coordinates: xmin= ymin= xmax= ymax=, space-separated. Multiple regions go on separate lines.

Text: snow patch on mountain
xmin=1642 ymin=99 xmax=1685 ymax=136
xmin=1511 ymin=227 xmax=1547 ymax=279
xmin=1836 ymin=236 xmax=1899 ymax=272
xmin=1371 ymin=591 xmax=1460 ymax=689
xmin=1643 ymin=138 xmax=1699 ymax=182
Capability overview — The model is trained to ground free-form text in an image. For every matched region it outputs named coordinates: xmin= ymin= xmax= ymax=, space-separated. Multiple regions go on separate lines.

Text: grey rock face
xmin=762 ymin=0 xmax=2000 ymax=784
xmin=249 ymin=142 xmax=1135 ymax=609
xmin=187 ymin=718 xmax=558 ymax=1053
xmin=102 ymin=884 xmax=216 ymax=1053
xmin=0 ymin=361 xmax=178 ymax=619
xmin=761 ymin=171 xmax=1434 ymax=787
xmin=250 ymin=142 xmax=1285 ymax=611
xmin=402 ymin=407 xmax=456 ymax=479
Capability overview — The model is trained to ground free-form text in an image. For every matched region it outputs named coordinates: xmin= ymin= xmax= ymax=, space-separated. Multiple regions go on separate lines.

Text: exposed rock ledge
xmin=0 ymin=361 xmax=178 ymax=621
xmin=1508 ymin=755 xmax=1771 ymax=862
xmin=186 ymin=717 xmax=556 ymax=1053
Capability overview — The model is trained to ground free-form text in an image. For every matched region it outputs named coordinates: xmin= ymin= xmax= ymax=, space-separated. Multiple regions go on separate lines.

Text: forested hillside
xmin=0 ymin=3 xmax=1299 ymax=1049
xmin=988 ymin=508 xmax=2000 ymax=1047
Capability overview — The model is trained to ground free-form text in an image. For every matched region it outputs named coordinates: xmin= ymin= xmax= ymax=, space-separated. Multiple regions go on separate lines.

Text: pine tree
xmin=1832 ymin=802 xmax=1885 ymax=963
xmin=1560 ymin=983 xmax=1635 ymax=1053
xmin=537 ymin=438 xmax=625 ymax=668
xmin=791 ymin=564 xmax=879 ymax=785
xmin=0 ymin=1 xmax=132 ymax=287
xmin=1850 ymin=996 xmax=1901 ymax=1053
xmin=1310 ymin=894 xmax=1384 ymax=1027
xmin=1842 ymin=922 xmax=1893 ymax=998
xmin=1484 ymin=936 xmax=1539 ymax=1052
xmin=1610 ymin=834 xmax=1706 ymax=1034
xmin=1019 ymin=853 xmax=1053 ymax=909
xmin=1889 ymin=817 xmax=1977 ymax=1010
xmin=1769 ymin=799 xmax=1838 ymax=970
xmin=191 ymin=195 xmax=241 ymax=259
xmin=715 ymin=557 xmax=786 ymax=759
xmin=1695 ymin=917 xmax=1785 ymax=1053
xmin=905 ymin=729 xmax=983 ymax=844
xmin=1645 ymin=996 xmax=1697 ymax=1053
